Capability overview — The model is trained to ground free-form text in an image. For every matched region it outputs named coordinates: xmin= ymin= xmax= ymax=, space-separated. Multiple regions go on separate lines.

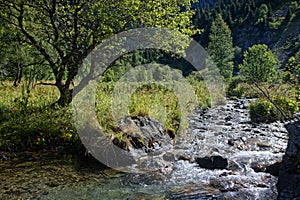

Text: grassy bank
xmin=0 ymin=82 xmax=75 ymax=151
xmin=0 ymin=74 xmax=212 ymax=151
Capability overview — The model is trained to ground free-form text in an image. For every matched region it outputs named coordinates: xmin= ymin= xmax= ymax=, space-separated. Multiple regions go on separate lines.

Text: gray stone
xmin=277 ymin=120 xmax=300 ymax=199
xmin=195 ymin=155 xmax=228 ymax=170
xmin=117 ymin=116 xmax=173 ymax=153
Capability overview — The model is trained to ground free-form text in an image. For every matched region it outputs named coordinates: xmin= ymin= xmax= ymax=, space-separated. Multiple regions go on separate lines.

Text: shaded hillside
xmin=193 ymin=0 xmax=300 ymax=65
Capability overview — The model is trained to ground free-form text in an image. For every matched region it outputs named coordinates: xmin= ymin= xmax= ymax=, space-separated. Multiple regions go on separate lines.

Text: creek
xmin=0 ymin=99 xmax=289 ymax=199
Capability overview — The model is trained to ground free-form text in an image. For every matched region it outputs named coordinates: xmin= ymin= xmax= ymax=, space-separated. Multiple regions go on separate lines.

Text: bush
xmin=273 ymin=96 xmax=299 ymax=117
xmin=227 ymin=76 xmax=246 ymax=97
xmin=226 ymin=76 xmax=259 ymax=98
xmin=249 ymin=97 xmax=299 ymax=123
xmin=250 ymin=99 xmax=277 ymax=123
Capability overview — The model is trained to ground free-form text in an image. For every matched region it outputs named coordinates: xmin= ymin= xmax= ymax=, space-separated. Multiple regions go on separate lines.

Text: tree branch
xmin=251 ymin=80 xmax=289 ymax=121
xmin=23 ymin=60 xmax=46 ymax=68
xmin=37 ymin=81 xmax=56 ymax=86
xmin=17 ymin=2 xmax=57 ymax=75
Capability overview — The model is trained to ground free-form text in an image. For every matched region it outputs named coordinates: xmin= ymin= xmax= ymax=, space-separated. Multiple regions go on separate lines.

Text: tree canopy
xmin=239 ymin=44 xmax=277 ymax=83
xmin=207 ymin=14 xmax=234 ymax=81
xmin=285 ymin=49 xmax=300 ymax=85
xmin=0 ymin=0 xmax=197 ymax=106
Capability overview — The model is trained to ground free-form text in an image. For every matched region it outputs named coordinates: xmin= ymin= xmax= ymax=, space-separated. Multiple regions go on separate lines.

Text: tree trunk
xmin=57 ymin=87 xmax=73 ymax=107
xmin=13 ymin=64 xmax=23 ymax=87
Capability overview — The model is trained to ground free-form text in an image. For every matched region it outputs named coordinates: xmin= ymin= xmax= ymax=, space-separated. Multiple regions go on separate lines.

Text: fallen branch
xmin=37 ymin=81 xmax=56 ymax=86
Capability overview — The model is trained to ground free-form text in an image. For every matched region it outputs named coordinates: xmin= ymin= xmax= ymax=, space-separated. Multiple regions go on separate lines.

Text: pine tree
xmin=228 ymin=10 xmax=234 ymax=25
xmin=250 ymin=0 xmax=255 ymax=8
xmin=207 ymin=14 xmax=234 ymax=81
xmin=231 ymin=2 xmax=237 ymax=15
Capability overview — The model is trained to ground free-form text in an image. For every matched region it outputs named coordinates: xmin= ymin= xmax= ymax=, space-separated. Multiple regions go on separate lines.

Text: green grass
xmin=0 ymin=75 xmax=212 ymax=151
xmin=95 ymin=75 xmax=212 ymax=137
xmin=0 ymin=82 xmax=76 ymax=151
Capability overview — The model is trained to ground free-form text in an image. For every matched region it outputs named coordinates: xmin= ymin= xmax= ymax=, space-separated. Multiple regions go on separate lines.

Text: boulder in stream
xmin=277 ymin=120 xmax=300 ymax=199
xmin=250 ymin=161 xmax=281 ymax=176
xmin=115 ymin=116 xmax=174 ymax=153
xmin=195 ymin=155 xmax=228 ymax=170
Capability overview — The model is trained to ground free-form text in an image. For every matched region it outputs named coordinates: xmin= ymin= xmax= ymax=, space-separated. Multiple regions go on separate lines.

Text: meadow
xmin=0 ymin=73 xmax=212 ymax=151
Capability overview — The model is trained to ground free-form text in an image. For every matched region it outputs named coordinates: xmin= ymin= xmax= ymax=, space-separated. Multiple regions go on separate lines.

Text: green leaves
xmin=239 ymin=44 xmax=277 ymax=83
xmin=1 ymin=0 xmax=198 ymax=105
xmin=207 ymin=14 xmax=234 ymax=81
xmin=285 ymin=50 xmax=300 ymax=85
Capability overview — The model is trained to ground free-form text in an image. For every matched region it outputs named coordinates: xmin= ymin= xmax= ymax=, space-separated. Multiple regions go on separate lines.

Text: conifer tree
xmin=207 ymin=14 xmax=234 ymax=81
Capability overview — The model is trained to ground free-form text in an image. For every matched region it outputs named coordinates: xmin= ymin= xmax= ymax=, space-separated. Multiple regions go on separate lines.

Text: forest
xmin=0 ymin=0 xmax=299 ymax=199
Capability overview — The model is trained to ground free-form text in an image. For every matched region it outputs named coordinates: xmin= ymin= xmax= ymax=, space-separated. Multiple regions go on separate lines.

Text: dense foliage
xmin=0 ymin=0 xmax=299 ymax=151
xmin=0 ymin=0 xmax=197 ymax=106
xmin=249 ymin=97 xmax=299 ymax=123
xmin=239 ymin=44 xmax=277 ymax=83
xmin=207 ymin=14 xmax=234 ymax=81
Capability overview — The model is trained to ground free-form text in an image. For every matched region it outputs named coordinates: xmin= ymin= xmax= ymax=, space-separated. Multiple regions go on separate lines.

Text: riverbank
xmin=1 ymin=99 xmax=296 ymax=199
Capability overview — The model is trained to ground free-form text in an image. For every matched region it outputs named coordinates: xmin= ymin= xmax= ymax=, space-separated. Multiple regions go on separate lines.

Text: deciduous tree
xmin=0 ymin=0 xmax=197 ymax=106
xmin=239 ymin=44 xmax=277 ymax=83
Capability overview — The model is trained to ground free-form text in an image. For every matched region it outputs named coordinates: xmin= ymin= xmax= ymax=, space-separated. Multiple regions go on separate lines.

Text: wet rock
xmin=225 ymin=116 xmax=232 ymax=121
xmin=251 ymin=161 xmax=280 ymax=176
xmin=219 ymin=171 xmax=234 ymax=177
xmin=277 ymin=120 xmax=300 ymax=199
xmin=209 ymin=179 xmax=245 ymax=192
xmin=176 ymin=154 xmax=192 ymax=162
xmin=255 ymin=183 xmax=268 ymax=188
xmin=163 ymin=152 xmax=176 ymax=162
xmin=242 ymin=128 xmax=252 ymax=132
xmin=117 ymin=116 xmax=173 ymax=153
xmin=240 ymin=137 xmax=247 ymax=142
xmin=225 ymin=122 xmax=233 ymax=126
xmin=227 ymin=161 xmax=241 ymax=170
xmin=227 ymin=139 xmax=235 ymax=146
xmin=251 ymin=162 xmax=266 ymax=173
xmin=257 ymin=142 xmax=272 ymax=148
xmin=253 ymin=129 xmax=261 ymax=134
xmin=266 ymin=161 xmax=281 ymax=176
xmin=195 ymin=156 xmax=228 ymax=170
xmin=167 ymin=183 xmax=217 ymax=200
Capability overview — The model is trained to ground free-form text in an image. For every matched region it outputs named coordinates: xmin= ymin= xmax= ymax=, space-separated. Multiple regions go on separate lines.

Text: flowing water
xmin=0 ymin=99 xmax=289 ymax=199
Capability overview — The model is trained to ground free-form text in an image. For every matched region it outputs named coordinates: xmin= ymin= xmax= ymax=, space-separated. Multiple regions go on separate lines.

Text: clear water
xmin=0 ymin=100 xmax=287 ymax=200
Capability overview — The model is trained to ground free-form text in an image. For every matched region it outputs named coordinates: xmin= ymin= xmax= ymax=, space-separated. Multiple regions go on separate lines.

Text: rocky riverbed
xmin=167 ymin=98 xmax=289 ymax=199
xmin=0 ymin=99 xmax=293 ymax=199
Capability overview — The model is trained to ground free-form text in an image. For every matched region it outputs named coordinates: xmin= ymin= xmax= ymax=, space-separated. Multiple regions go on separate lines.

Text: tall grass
xmin=0 ymin=82 xmax=76 ymax=151
xmin=0 ymin=74 xmax=212 ymax=151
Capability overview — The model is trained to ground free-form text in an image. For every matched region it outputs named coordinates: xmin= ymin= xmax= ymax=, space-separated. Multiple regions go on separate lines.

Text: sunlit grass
xmin=95 ymin=77 xmax=212 ymax=137
xmin=0 ymin=76 xmax=212 ymax=151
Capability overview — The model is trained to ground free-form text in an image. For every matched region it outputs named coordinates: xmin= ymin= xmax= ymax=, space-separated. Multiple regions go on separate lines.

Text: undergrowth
xmin=0 ymin=72 xmax=212 ymax=151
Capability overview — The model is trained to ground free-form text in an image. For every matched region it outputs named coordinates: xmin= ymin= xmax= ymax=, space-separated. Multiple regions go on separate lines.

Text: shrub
xmin=273 ymin=96 xmax=299 ymax=118
xmin=227 ymin=76 xmax=246 ymax=97
xmin=249 ymin=99 xmax=277 ymax=123
xmin=249 ymin=96 xmax=299 ymax=123
xmin=226 ymin=76 xmax=260 ymax=98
